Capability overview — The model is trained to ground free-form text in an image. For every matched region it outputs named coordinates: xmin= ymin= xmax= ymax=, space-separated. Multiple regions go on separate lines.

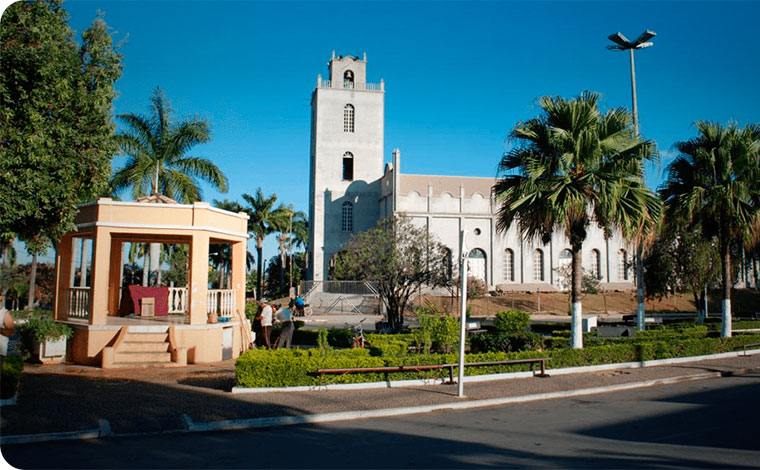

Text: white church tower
xmin=307 ymin=52 xmax=385 ymax=281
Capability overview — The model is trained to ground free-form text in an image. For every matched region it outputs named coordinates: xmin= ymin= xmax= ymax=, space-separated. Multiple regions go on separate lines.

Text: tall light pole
xmin=607 ymin=30 xmax=656 ymax=331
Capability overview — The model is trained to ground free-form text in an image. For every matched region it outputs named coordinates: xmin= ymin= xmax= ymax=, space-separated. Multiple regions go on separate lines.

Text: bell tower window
xmin=344 ymin=104 xmax=355 ymax=133
xmin=342 ymin=152 xmax=354 ymax=181
xmin=343 ymin=70 xmax=354 ymax=88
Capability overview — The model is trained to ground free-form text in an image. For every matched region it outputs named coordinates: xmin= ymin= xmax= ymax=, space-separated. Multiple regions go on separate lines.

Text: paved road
xmin=4 ymin=373 xmax=759 ymax=469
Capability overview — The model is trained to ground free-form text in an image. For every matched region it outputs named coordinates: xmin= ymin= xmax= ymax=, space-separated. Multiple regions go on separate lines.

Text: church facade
xmin=308 ymin=53 xmax=635 ymax=292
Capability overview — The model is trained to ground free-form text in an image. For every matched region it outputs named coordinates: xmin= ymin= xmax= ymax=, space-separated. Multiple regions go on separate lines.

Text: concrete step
xmin=105 ymin=361 xmax=184 ymax=369
xmin=124 ymin=333 xmax=169 ymax=343
xmin=119 ymin=341 xmax=170 ymax=353
xmin=113 ymin=351 xmax=171 ymax=363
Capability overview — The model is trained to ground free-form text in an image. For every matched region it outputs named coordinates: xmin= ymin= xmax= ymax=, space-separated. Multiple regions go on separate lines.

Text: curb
xmin=191 ymin=372 xmax=724 ymax=433
xmin=0 ymin=370 xmax=732 ymax=445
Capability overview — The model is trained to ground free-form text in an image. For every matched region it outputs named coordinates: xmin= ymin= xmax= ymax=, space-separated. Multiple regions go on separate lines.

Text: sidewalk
xmin=2 ymin=352 xmax=760 ymax=444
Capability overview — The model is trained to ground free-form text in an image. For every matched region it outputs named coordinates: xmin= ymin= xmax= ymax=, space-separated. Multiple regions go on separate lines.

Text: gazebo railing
xmin=207 ymin=289 xmax=236 ymax=319
xmin=65 ymin=287 xmax=90 ymax=321
xmin=168 ymin=287 xmax=188 ymax=314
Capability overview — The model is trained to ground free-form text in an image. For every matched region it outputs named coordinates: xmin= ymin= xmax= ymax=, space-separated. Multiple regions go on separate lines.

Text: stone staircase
xmin=103 ymin=327 xmax=182 ymax=369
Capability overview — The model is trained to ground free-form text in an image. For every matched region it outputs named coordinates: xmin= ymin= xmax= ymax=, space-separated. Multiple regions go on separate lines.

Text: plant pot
xmin=35 ymin=336 xmax=67 ymax=364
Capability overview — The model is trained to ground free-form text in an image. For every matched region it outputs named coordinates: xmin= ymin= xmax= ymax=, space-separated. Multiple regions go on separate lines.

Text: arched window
xmin=618 ymin=249 xmax=629 ymax=280
xmin=342 ymin=152 xmax=354 ymax=181
xmin=503 ymin=248 xmax=514 ymax=282
xmin=533 ymin=249 xmax=544 ymax=281
xmin=591 ymin=249 xmax=601 ymax=280
xmin=343 ymin=104 xmax=355 ymax=133
xmin=343 ymin=70 xmax=354 ymax=88
xmin=468 ymin=248 xmax=487 ymax=283
xmin=341 ymin=201 xmax=353 ymax=232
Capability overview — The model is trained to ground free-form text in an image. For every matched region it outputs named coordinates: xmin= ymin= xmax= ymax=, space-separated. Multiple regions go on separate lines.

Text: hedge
xmin=1 ymin=354 xmax=23 ymax=399
xmin=235 ymin=333 xmax=760 ymax=388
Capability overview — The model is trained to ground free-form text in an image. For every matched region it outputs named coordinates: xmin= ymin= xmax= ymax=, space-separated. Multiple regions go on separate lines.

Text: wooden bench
xmin=316 ymin=357 xmax=551 ymax=384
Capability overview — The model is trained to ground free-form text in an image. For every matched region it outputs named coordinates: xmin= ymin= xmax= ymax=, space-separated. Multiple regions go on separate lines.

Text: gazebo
xmin=53 ymin=197 xmax=252 ymax=368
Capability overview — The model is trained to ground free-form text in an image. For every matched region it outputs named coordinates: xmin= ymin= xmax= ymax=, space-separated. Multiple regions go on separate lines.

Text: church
xmin=307 ymin=53 xmax=634 ymax=292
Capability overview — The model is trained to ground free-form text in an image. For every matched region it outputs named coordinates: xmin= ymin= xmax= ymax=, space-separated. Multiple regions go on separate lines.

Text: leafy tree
xmin=242 ymin=189 xmax=289 ymax=299
xmin=263 ymin=253 xmax=307 ymax=299
xmin=1 ymin=1 xmax=122 ymax=298
xmin=332 ymin=217 xmax=450 ymax=333
xmin=494 ymin=91 xmax=662 ymax=349
xmin=660 ymin=121 xmax=760 ymax=336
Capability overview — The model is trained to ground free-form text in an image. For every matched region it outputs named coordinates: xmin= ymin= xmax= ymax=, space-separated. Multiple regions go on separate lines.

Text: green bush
xmin=18 ymin=312 xmax=73 ymax=343
xmin=493 ymin=310 xmax=531 ymax=334
xmin=366 ymin=334 xmax=411 ymax=357
xmin=412 ymin=308 xmax=460 ymax=354
xmin=245 ymin=301 xmax=259 ymax=322
xmin=1 ymin=354 xmax=23 ymax=399
xmin=235 ymin=348 xmax=384 ymax=387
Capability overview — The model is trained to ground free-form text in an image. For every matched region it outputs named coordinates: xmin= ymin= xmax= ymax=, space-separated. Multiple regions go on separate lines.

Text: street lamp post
xmin=607 ymin=30 xmax=656 ymax=332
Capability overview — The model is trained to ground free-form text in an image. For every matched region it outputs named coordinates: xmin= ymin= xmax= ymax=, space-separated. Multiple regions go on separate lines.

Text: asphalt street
xmin=4 ymin=373 xmax=759 ymax=469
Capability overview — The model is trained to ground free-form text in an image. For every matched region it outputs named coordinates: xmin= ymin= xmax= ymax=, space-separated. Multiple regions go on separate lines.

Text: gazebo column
xmin=54 ymin=235 xmax=75 ymax=321
xmin=231 ymin=240 xmax=246 ymax=317
xmin=89 ymin=227 xmax=112 ymax=325
xmin=107 ymin=240 xmax=123 ymax=316
xmin=189 ymin=233 xmax=210 ymax=325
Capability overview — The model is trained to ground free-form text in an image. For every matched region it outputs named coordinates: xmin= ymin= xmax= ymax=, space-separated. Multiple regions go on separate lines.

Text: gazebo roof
xmin=135 ymin=193 xmax=179 ymax=204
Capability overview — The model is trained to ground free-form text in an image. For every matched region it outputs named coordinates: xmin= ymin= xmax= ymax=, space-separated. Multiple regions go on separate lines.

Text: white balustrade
xmin=207 ymin=289 xmax=236 ymax=318
xmin=317 ymin=80 xmax=382 ymax=92
xmin=168 ymin=287 xmax=188 ymax=314
xmin=66 ymin=287 xmax=90 ymax=320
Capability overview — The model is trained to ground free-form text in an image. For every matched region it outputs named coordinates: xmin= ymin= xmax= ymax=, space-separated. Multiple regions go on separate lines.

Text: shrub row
xmin=1 ymin=355 xmax=23 ymax=399
xmin=235 ymin=333 xmax=760 ymax=388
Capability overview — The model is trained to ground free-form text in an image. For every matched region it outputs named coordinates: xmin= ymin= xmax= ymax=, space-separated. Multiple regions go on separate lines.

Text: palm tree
xmin=241 ymin=189 xmax=289 ymax=300
xmin=274 ymin=208 xmax=307 ymax=296
xmin=493 ymin=91 xmax=662 ymax=349
xmin=111 ymin=87 xmax=228 ymax=203
xmin=660 ymin=121 xmax=760 ymax=337
xmin=111 ymin=87 xmax=228 ymax=285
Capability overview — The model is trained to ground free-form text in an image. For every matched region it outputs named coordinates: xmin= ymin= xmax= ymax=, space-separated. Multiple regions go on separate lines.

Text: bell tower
xmin=308 ymin=52 xmax=385 ymax=281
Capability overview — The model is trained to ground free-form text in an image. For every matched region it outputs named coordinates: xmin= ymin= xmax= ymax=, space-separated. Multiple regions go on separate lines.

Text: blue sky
xmin=7 ymin=0 xmax=760 ymax=265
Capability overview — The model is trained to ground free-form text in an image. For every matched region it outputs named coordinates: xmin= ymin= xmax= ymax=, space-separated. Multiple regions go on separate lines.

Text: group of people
xmin=254 ymin=299 xmax=295 ymax=349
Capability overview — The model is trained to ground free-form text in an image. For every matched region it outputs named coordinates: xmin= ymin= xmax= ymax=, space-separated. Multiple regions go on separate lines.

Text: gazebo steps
xmin=113 ymin=351 xmax=172 ymax=364
xmin=120 ymin=341 xmax=170 ymax=353
xmin=111 ymin=331 xmax=173 ymax=366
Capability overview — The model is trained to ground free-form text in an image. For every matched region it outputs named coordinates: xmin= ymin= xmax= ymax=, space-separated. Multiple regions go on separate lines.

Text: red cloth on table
xmin=118 ymin=286 xmax=169 ymax=317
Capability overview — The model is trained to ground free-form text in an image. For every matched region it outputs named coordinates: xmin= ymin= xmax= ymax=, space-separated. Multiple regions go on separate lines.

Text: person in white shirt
xmin=257 ymin=300 xmax=274 ymax=349
xmin=274 ymin=302 xmax=294 ymax=349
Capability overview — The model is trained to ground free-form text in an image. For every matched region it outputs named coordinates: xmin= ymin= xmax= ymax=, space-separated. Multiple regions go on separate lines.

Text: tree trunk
xmin=142 ymin=244 xmax=149 ymax=286
xmin=256 ymin=238 xmax=264 ymax=300
xmin=636 ymin=241 xmax=645 ymax=331
xmin=693 ymin=291 xmax=704 ymax=324
xmin=149 ymin=243 xmax=161 ymax=287
xmin=720 ymin=226 xmax=732 ymax=338
xmin=279 ymin=235 xmax=286 ymax=297
xmin=26 ymin=252 xmax=38 ymax=310
xmin=570 ymin=242 xmax=583 ymax=349
xmin=79 ymin=239 xmax=88 ymax=287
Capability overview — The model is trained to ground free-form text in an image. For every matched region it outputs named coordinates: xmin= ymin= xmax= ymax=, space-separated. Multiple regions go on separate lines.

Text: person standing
xmin=0 ymin=292 xmax=15 ymax=369
xmin=256 ymin=300 xmax=274 ymax=350
xmin=274 ymin=302 xmax=294 ymax=349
